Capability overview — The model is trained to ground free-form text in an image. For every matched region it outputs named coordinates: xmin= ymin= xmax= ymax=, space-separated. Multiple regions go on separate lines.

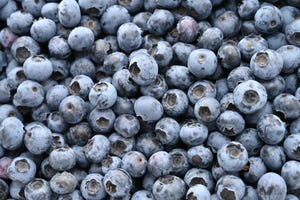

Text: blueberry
xmin=100 ymin=5 xmax=131 ymax=35
xmin=187 ymin=145 xmax=213 ymax=168
xmin=186 ymin=184 xmax=211 ymax=200
xmin=187 ymin=49 xmax=218 ymax=78
xmin=70 ymin=57 xmax=95 ymax=78
xmin=7 ymin=10 xmax=34 ymax=35
xmin=118 ymin=0 xmax=143 ymax=14
xmin=226 ymin=66 xmax=254 ymax=92
xmin=6 ymin=67 xmax=26 ymax=90
xmin=176 ymin=16 xmax=198 ymax=43
xmin=11 ymin=36 xmax=41 ymax=64
xmin=103 ymin=52 xmax=128 ymax=76
xmin=24 ymin=178 xmax=52 ymax=200
xmin=23 ymin=55 xmax=53 ymax=82
xmin=147 ymin=9 xmax=175 ymax=36
xmin=153 ymin=117 xmax=179 ymax=146
xmin=273 ymin=93 xmax=300 ymax=119
xmin=9 ymin=180 xmax=26 ymax=200
xmin=131 ymin=190 xmax=155 ymax=200
xmin=30 ymin=18 xmax=56 ymax=43
xmin=41 ymin=2 xmax=59 ymax=22
xmin=281 ymin=160 xmax=300 ymax=191
xmin=59 ymin=95 xmax=88 ymax=124
xmin=238 ymin=34 xmax=268 ymax=61
xmin=242 ymin=157 xmax=267 ymax=184
xmin=266 ymin=32 xmax=288 ymax=50
xmin=0 ymin=0 xmax=8 ymax=8
xmin=88 ymin=108 xmax=116 ymax=134
xmin=250 ymin=49 xmax=283 ymax=80
xmin=217 ymin=110 xmax=245 ymax=136
xmin=0 ymin=117 xmax=24 ymax=150
xmin=237 ymin=0 xmax=259 ymax=20
xmin=109 ymin=132 xmax=135 ymax=158
xmin=172 ymin=43 xmax=196 ymax=65
xmin=50 ymin=171 xmax=77 ymax=195
xmin=257 ymin=114 xmax=286 ymax=144
xmin=260 ymin=144 xmax=286 ymax=171
xmin=194 ymin=97 xmax=221 ymax=123
xmin=0 ymin=28 xmax=17 ymax=48
xmin=162 ymin=89 xmax=189 ymax=117
xmin=68 ymin=26 xmax=94 ymax=51
xmin=216 ymin=175 xmax=245 ymax=200
xmin=217 ymin=141 xmax=248 ymax=172
xmin=283 ymin=134 xmax=300 ymax=161
xmin=281 ymin=6 xmax=300 ymax=31
xmin=133 ymin=12 xmax=151 ymax=32
xmin=121 ymin=151 xmax=147 ymax=178
xmin=255 ymin=5 xmax=283 ymax=34
xmin=149 ymin=41 xmax=173 ymax=68
xmin=117 ymin=22 xmax=143 ymax=53
xmin=134 ymin=96 xmax=163 ymax=122
xmin=236 ymin=128 xmax=263 ymax=156
xmin=84 ymin=135 xmax=110 ymax=164
xmin=90 ymin=39 xmax=113 ymax=64
xmin=69 ymin=75 xmax=93 ymax=99
xmin=257 ymin=172 xmax=287 ymax=200
xmin=101 ymin=156 xmax=122 ymax=174
xmin=112 ymin=69 xmax=139 ymax=98
xmin=179 ymin=120 xmax=208 ymax=146
xmin=140 ymin=74 xmax=168 ymax=100
xmin=233 ymin=80 xmax=268 ymax=114
xmin=58 ymin=0 xmax=81 ymax=28
xmin=7 ymin=157 xmax=36 ymax=184
xmin=286 ymin=194 xmax=299 ymax=200
xmin=165 ymin=65 xmax=195 ymax=91
xmin=285 ymin=19 xmax=300 ymax=46
xmin=114 ymin=114 xmax=140 ymax=138
xmin=80 ymin=15 xmax=101 ymax=38
xmin=46 ymin=85 xmax=69 ymax=111
xmin=152 ymin=175 xmax=186 ymax=200
xmin=112 ymin=97 xmax=135 ymax=115
xmin=136 ymin=132 xmax=163 ymax=158
xmin=40 ymin=158 xmax=58 ymax=179
xmin=49 ymin=146 xmax=76 ymax=171
xmin=21 ymin=0 xmax=45 ymax=18
xmin=184 ymin=168 xmax=214 ymax=192
xmin=213 ymin=11 xmax=241 ymax=37
xmin=197 ymin=27 xmax=223 ymax=52
xmin=207 ymin=131 xmax=231 ymax=153
xmin=80 ymin=173 xmax=106 ymax=200
xmin=128 ymin=53 xmax=158 ymax=86
xmin=0 ymin=0 xmax=17 ymax=21
xmin=103 ymin=168 xmax=132 ymax=198
xmin=260 ymin=75 xmax=286 ymax=100
xmin=277 ymin=45 xmax=300 ymax=73
xmin=183 ymin=0 xmax=212 ymax=20
xmin=48 ymin=36 xmax=71 ymax=59
xmin=147 ymin=151 xmax=172 ymax=177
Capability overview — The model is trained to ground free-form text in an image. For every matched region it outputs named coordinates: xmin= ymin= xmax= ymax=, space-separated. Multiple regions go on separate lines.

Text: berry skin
xmin=250 ymin=49 xmax=283 ymax=80
xmin=49 ymin=146 xmax=76 ymax=171
xmin=186 ymin=184 xmax=211 ymax=200
xmin=187 ymin=145 xmax=213 ymax=169
xmin=217 ymin=110 xmax=245 ymax=136
xmin=217 ymin=141 xmax=249 ymax=172
xmin=148 ymin=151 xmax=172 ymax=177
xmin=283 ymin=134 xmax=300 ymax=161
xmin=162 ymin=89 xmax=189 ymax=117
xmin=0 ymin=157 xmax=12 ymax=179
xmin=89 ymin=81 xmax=117 ymax=110
xmin=242 ymin=157 xmax=267 ymax=184
xmin=0 ymin=117 xmax=24 ymax=150
xmin=134 ymin=96 xmax=163 ymax=122
xmin=117 ymin=22 xmax=143 ymax=53
xmin=128 ymin=53 xmax=158 ymax=86
xmin=7 ymin=10 xmax=34 ymax=35
xmin=152 ymin=175 xmax=186 ymax=200
xmin=179 ymin=120 xmax=208 ymax=146
xmin=216 ymin=175 xmax=245 ymax=200
xmin=121 ymin=151 xmax=147 ymax=178
xmin=7 ymin=157 xmax=36 ymax=184
xmin=50 ymin=171 xmax=77 ymax=195
xmin=187 ymin=49 xmax=217 ymax=78
xmin=281 ymin=160 xmax=300 ymax=191
xmin=114 ymin=114 xmax=140 ymax=138
xmin=23 ymin=55 xmax=53 ymax=82
xmin=84 ymin=135 xmax=110 ymax=164
xmin=30 ymin=18 xmax=56 ymax=43
xmin=184 ymin=168 xmax=215 ymax=192
xmin=147 ymin=9 xmax=175 ymax=36
xmin=103 ymin=168 xmax=133 ymax=198
xmin=194 ymin=97 xmax=221 ymax=123
xmin=58 ymin=0 xmax=81 ymax=28
xmin=257 ymin=172 xmax=287 ymax=200
xmin=24 ymin=178 xmax=52 ymax=200
xmin=80 ymin=173 xmax=106 ymax=200
xmin=68 ymin=26 xmax=94 ymax=51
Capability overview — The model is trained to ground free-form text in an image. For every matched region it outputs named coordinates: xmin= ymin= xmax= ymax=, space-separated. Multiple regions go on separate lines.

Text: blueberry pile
xmin=0 ymin=0 xmax=300 ymax=199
